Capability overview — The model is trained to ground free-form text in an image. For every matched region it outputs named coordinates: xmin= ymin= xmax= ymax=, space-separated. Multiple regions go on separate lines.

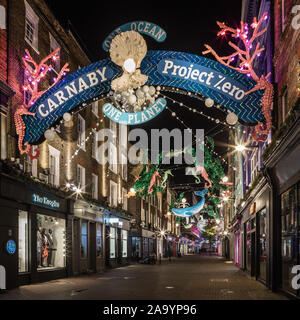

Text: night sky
xmin=45 ymin=0 xmax=242 ymax=196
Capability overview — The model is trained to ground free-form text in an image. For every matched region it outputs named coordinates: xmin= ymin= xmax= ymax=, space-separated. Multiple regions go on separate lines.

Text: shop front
xmin=73 ymin=200 xmax=105 ymax=275
xmin=264 ymin=120 xmax=300 ymax=297
xmin=241 ymin=182 xmax=270 ymax=285
xmin=141 ymin=228 xmax=156 ymax=258
xmin=0 ymin=174 xmax=73 ymax=289
xmin=130 ymin=229 xmax=142 ymax=261
xmin=231 ymin=217 xmax=241 ymax=267
xmin=104 ymin=212 xmax=130 ymax=268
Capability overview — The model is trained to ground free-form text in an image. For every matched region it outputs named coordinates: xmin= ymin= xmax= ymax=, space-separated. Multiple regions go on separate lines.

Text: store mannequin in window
xmin=46 ymin=229 xmax=57 ymax=267
xmin=37 ymin=226 xmax=42 ymax=268
xmin=41 ymin=228 xmax=49 ymax=267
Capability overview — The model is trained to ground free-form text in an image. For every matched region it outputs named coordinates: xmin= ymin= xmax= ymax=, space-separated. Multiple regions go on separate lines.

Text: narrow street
xmin=0 ymin=255 xmax=287 ymax=300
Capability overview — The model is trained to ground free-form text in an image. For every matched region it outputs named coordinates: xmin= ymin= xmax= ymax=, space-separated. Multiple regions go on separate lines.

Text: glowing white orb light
xmin=226 ymin=112 xmax=238 ymax=125
xmin=205 ymin=98 xmax=214 ymax=108
xmin=123 ymin=58 xmax=136 ymax=73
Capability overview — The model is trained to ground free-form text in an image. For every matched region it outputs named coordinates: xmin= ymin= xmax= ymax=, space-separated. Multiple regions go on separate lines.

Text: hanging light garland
xmin=165 ymin=105 xmax=236 ymax=170
xmin=160 ymin=93 xmax=234 ymax=128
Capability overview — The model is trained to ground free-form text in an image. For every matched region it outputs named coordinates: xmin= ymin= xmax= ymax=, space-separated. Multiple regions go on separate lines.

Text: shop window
xmin=49 ymin=145 xmax=60 ymax=187
xmin=96 ymin=223 xmax=102 ymax=258
xmin=143 ymin=238 xmax=149 ymax=257
xmin=18 ymin=210 xmax=28 ymax=273
xmin=81 ymin=220 xmax=88 ymax=259
xmin=281 ymin=185 xmax=298 ymax=294
xmin=131 ymin=237 xmax=141 ymax=258
xmin=259 ymin=208 xmax=267 ymax=282
xmin=122 ymin=230 xmax=128 ymax=257
xmin=92 ymin=102 xmax=98 ymax=117
xmin=77 ymin=114 xmax=86 ymax=150
xmin=92 ymin=173 xmax=98 ymax=200
xmin=24 ymin=1 xmax=39 ymax=53
xmin=37 ymin=214 xmax=66 ymax=269
xmin=110 ymin=227 xmax=116 ymax=258
xmin=0 ymin=108 xmax=7 ymax=160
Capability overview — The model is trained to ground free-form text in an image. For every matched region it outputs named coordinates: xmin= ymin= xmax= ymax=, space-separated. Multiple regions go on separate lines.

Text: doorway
xmin=245 ymin=219 xmax=256 ymax=277
xmin=73 ymin=218 xmax=80 ymax=275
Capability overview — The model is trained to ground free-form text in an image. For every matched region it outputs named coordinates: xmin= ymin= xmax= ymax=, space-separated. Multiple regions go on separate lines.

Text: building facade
xmin=223 ymin=0 xmax=300 ymax=299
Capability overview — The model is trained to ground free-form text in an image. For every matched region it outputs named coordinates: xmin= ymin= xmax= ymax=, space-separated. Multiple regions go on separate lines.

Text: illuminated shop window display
xmin=96 ymin=223 xmax=102 ymax=258
xmin=122 ymin=230 xmax=128 ymax=258
xmin=37 ymin=214 xmax=66 ymax=270
xmin=19 ymin=210 xmax=29 ymax=273
xmin=110 ymin=227 xmax=116 ymax=258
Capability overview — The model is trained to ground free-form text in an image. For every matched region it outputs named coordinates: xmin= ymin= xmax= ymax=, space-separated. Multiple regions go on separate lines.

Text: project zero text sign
xmin=158 ymin=59 xmax=247 ymax=102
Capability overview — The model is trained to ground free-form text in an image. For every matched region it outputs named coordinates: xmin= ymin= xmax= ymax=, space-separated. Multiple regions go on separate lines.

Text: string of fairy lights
xmin=160 ymin=93 xmax=234 ymax=128
xmin=164 ymin=105 xmax=236 ymax=170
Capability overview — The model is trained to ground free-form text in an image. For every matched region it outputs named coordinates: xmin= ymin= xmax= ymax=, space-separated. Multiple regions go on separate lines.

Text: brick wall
xmin=274 ymin=0 xmax=300 ymax=127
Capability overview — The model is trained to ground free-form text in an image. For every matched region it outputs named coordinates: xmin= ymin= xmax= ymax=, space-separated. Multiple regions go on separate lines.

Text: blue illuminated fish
xmin=171 ymin=189 xmax=207 ymax=217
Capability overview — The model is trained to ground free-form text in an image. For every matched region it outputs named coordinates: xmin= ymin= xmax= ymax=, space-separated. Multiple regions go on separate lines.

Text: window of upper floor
xmin=109 ymin=180 xmax=118 ymax=207
xmin=49 ymin=145 xmax=60 ymax=187
xmin=0 ymin=106 xmax=7 ymax=160
xmin=77 ymin=164 xmax=86 ymax=191
xmin=92 ymin=101 xmax=98 ymax=117
xmin=92 ymin=173 xmax=98 ymax=200
xmin=77 ymin=114 xmax=86 ymax=151
xmin=49 ymin=33 xmax=60 ymax=73
xmin=24 ymin=0 xmax=39 ymax=54
xmin=0 ymin=5 xmax=6 ymax=30
xmin=109 ymin=143 xmax=118 ymax=174
xmin=122 ymin=187 xmax=128 ymax=211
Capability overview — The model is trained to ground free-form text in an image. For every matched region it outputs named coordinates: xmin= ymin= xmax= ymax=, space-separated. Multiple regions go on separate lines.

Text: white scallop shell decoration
xmin=226 ymin=112 xmax=238 ymax=125
xmin=110 ymin=31 xmax=148 ymax=92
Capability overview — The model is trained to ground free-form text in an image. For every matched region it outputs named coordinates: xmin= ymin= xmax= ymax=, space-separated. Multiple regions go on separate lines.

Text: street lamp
xmin=235 ymin=144 xmax=259 ymax=152
xmin=235 ymin=144 xmax=246 ymax=152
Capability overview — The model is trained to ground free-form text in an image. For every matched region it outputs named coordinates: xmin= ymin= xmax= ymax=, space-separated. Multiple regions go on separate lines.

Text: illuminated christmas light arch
xmin=15 ymin=16 xmax=271 ymax=158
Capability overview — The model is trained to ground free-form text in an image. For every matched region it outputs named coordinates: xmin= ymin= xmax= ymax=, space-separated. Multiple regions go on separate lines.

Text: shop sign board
xmin=32 ymin=193 xmax=60 ymax=209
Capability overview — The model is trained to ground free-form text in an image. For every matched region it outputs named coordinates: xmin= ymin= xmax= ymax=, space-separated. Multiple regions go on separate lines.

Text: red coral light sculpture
xmin=202 ymin=12 xmax=273 ymax=142
xmin=15 ymin=48 xmax=69 ymax=159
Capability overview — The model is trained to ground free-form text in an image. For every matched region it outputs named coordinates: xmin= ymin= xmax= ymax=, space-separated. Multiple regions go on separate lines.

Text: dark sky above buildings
xmin=44 ymin=0 xmax=242 ymax=193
